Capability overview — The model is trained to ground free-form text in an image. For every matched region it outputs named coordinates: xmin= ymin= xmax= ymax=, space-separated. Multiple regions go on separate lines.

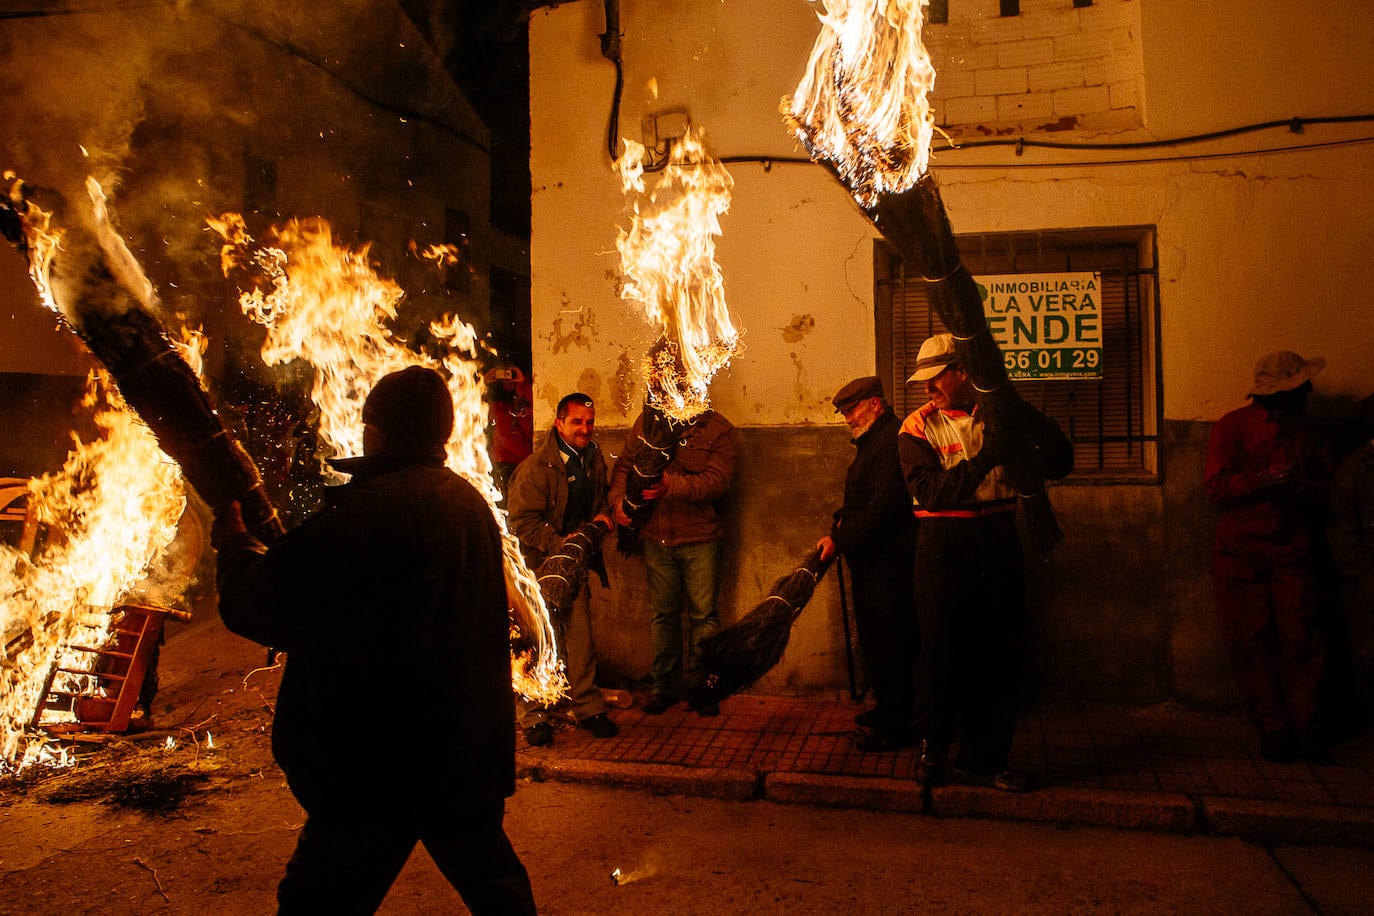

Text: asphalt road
xmin=501 ymin=781 xmax=1373 ymax=915
xmin=5 ymin=771 xmax=1374 ymax=914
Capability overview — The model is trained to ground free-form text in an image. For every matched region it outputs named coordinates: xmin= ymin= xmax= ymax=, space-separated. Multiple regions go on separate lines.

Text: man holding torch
xmin=507 ymin=392 xmax=619 ymax=747
xmin=899 ymin=334 xmax=1071 ymax=792
xmin=611 ymin=407 xmax=739 ymax=716
xmin=212 ymin=366 xmax=537 ymax=913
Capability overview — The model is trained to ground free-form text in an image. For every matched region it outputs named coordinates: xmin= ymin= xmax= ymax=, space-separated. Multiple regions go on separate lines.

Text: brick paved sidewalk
xmin=516 ymin=692 xmax=1374 ymax=845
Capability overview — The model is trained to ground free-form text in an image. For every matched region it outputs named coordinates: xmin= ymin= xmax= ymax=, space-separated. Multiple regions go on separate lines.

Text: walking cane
xmin=836 ymin=555 xmax=860 ymax=701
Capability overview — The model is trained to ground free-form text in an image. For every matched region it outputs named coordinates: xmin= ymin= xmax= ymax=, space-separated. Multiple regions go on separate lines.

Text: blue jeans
xmin=643 ymin=539 xmax=721 ymax=697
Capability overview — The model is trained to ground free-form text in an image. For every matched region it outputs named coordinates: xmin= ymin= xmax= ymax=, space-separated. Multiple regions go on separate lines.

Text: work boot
xmin=524 ymin=722 xmax=553 ymax=747
xmin=854 ymin=708 xmax=880 ymax=728
xmin=578 ymin=713 xmax=619 ymax=738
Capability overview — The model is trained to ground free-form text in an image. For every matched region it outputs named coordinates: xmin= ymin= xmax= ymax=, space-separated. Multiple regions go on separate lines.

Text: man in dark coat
xmin=816 ymin=376 xmax=918 ymax=751
xmin=213 ymin=366 xmax=537 ymax=914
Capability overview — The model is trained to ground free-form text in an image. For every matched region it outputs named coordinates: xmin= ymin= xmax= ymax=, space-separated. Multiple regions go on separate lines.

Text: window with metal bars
xmin=874 ymin=227 xmax=1160 ymax=479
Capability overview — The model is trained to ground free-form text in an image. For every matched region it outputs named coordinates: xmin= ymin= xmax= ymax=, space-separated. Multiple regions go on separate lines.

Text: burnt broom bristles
xmin=535 ymin=520 xmax=610 ymax=613
xmin=686 ymin=548 xmax=834 ymax=708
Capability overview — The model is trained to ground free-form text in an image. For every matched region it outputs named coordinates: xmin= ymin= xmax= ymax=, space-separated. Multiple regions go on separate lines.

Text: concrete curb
xmin=931 ymin=785 xmax=1200 ymax=833
xmin=516 ymin=755 xmax=1374 ymax=847
xmin=521 ymin=756 xmax=758 ymax=802
xmin=764 ymin=772 xmax=925 ymax=813
xmin=1202 ymin=797 xmax=1374 ymax=847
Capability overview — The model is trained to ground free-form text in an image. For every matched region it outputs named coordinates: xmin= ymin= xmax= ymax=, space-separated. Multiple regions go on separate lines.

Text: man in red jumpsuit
xmin=1205 ymin=350 xmax=1333 ymax=764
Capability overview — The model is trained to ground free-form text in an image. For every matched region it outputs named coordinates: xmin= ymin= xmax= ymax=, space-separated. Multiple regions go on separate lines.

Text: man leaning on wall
xmin=507 ymin=392 xmax=619 ymax=747
xmin=610 ymin=407 xmax=739 ymax=717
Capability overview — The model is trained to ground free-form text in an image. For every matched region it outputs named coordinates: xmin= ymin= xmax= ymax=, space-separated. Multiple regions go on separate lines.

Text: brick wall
xmin=926 ymin=0 xmax=1143 ymax=135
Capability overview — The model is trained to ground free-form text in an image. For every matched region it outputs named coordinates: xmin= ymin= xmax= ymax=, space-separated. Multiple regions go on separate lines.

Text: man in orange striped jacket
xmin=898 ymin=333 xmax=1069 ymax=793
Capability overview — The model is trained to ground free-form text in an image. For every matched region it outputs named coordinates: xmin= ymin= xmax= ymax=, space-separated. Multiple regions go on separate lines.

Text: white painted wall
xmin=530 ymin=0 xmax=1374 ymax=426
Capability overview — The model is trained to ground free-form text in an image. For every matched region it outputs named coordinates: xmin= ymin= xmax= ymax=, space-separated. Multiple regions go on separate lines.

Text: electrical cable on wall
xmin=588 ymin=7 xmax=1374 ymax=173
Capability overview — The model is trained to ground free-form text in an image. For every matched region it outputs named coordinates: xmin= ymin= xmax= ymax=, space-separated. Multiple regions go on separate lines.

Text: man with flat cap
xmin=817 ymin=375 xmax=918 ymax=751
xmin=213 ymin=366 xmax=537 ymax=913
xmin=1206 ymin=350 xmax=1334 ymax=764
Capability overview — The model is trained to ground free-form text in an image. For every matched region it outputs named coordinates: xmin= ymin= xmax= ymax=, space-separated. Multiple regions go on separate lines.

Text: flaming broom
xmin=786 ymin=0 xmax=1071 ymax=551
xmin=612 ymin=128 xmax=741 ymax=555
xmin=2 ymin=175 xmax=285 ymax=545
xmin=611 ymin=128 xmax=846 ymax=706
xmin=693 ymin=2 xmax=1077 ymax=707
xmin=207 ymin=215 xmax=567 ymax=707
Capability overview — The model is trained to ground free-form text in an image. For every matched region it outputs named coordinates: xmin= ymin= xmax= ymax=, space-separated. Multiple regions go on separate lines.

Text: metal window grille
xmin=875 ymin=227 xmax=1160 ymax=479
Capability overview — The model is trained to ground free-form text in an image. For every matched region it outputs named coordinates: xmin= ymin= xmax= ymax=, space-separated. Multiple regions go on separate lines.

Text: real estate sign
xmin=976 ymin=272 xmax=1103 ymax=379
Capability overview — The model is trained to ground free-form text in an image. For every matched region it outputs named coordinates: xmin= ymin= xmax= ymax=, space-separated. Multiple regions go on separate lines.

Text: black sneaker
xmin=524 ymin=722 xmax=553 ymax=747
xmin=854 ymin=708 xmax=880 ymax=728
xmin=579 ymin=714 xmax=619 ymax=738
xmin=642 ymin=693 xmax=677 ymax=715
xmin=696 ymin=702 xmax=720 ymax=718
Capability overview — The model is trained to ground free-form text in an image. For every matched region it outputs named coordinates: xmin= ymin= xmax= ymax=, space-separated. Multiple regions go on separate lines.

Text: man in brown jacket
xmin=610 ymin=409 xmax=739 ymax=716
xmin=508 ymin=392 xmax=618 ymax=746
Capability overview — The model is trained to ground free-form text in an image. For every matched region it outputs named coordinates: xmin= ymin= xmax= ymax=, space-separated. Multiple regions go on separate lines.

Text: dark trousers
xmin=277 ymin=796 xmax=537 ymax=915
xmin=1213 ymin=541 xmax=1325 ymax=737
xmin=913 ymin=514 xmax=1024 ymax=773
xmin=849 ymin=558 xmax=917 ymax=737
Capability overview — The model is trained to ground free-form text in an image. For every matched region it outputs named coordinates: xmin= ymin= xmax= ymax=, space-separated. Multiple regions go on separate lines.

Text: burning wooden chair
xmin=0 ymin=477 xmax=40 ymax=557
xmin=32 ymin=604 xmax=184 ymax=734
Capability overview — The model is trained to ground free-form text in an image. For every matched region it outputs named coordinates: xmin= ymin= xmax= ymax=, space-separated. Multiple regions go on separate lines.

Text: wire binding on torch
xmin=921 ymin=261 xmax=964 ymax=284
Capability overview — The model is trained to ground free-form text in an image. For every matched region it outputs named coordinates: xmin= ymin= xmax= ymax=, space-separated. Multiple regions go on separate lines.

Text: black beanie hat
xmin=362 ymin=365 xmax=454 ymax=458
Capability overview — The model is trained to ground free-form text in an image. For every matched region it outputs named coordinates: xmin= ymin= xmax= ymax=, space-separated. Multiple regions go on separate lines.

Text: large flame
xmin=786 ymin=0 xmax=938 ymax=208
xmin=208 ymin=215 xmax=565 ymax=705
xmin=1 ymin=175 xmax=191 ymax=769
xmin=0 ymin=374 xmax=187 ymax=768
xmin=615 ymin=127 xmax=740 ymax=422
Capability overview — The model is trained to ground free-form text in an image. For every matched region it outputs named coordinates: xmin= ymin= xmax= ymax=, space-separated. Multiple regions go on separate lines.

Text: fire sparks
xmin=786 ymin=0 xmax=938 ymax=208
xmin=209 ymin=216 xmax=566 ymax=705
xmin=615 ymin=127 xmax=740 ymax=422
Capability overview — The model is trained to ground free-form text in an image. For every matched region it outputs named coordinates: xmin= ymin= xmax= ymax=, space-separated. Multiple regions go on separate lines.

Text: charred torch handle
xmin=60 ymin=259 xmax=285 ymax=543
xmin=867 ymin=173 xmax=1066 ymax=550
xmin=617 ymin=401 xmax=680 ymax=532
